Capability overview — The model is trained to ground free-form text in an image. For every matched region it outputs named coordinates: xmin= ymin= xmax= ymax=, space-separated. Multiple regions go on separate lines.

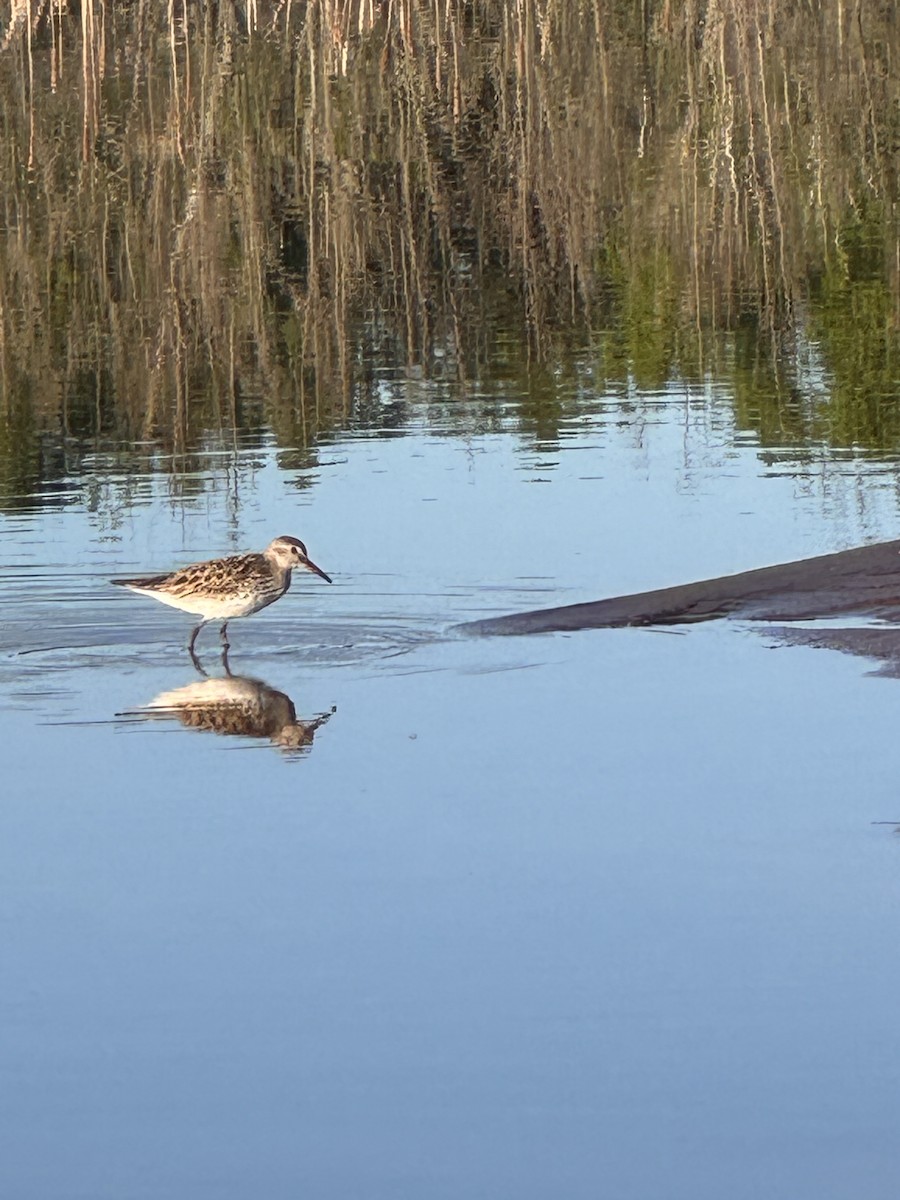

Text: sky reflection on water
xmin=3 ymin=381 xmax=900 ymax=1199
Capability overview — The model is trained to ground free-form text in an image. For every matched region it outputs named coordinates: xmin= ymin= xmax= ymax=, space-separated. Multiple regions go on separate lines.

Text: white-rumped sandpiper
xmin=112 ymin=535 xmax=331 ymax=652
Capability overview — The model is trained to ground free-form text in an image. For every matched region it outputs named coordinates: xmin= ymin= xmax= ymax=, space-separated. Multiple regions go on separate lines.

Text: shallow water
xmin=1 ymin=2 xmax=898 ymax=1189
xmin=4 ymin=381 xmax=900 ymax=1199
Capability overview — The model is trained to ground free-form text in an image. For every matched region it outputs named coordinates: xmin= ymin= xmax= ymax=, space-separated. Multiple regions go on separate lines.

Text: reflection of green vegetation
xmin=0 ymin=390 xmax=43 ymax=510
xmin=726 ymin=201 xmax=900 ymax=454
xmin=812 ymin=268 xmax=900 ymax=451
xmin=601 ymin=245 xmax=681 ymax=391
xmin=0 ymin=1 xmax=896 ymax=506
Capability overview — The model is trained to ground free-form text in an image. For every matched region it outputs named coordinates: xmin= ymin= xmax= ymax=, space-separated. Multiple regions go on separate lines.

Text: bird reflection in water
xmin=132 ymin=647 xmax=336 ymax=754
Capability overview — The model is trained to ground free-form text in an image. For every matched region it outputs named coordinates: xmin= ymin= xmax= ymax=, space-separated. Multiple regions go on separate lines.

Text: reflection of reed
xmin=0 ymin=2 xmax=896 ymax=476
xmin=139 ymin=670 xmax=336 ymax=753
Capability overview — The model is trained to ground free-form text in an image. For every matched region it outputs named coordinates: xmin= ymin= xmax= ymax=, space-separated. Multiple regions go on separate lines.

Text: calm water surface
xmin=2 ymin=4 xmax=898 ymax=1193
xmin=3 ymin=376 xmax=900 ymax=1199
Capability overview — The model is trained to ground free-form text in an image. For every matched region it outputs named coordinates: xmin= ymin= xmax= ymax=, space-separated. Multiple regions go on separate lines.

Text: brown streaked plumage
xmin=112 ymin=535 xmax=332 ymax=652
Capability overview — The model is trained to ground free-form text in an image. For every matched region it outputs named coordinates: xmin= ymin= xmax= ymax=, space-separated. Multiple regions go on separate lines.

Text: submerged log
xmin=460 ymin=539 xmax=900 ymax=636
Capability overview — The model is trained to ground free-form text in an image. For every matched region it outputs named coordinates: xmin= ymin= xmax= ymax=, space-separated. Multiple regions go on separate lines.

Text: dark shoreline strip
xmin=458 ymin=539 xmax=900 ymax=636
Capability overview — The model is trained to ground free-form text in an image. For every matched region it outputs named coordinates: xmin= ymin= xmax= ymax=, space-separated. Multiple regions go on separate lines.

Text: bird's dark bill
xmin=304 ymin=557 xmax=332 ymax=583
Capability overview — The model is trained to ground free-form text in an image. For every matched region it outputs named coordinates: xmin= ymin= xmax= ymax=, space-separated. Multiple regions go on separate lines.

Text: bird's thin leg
xmin=190 ymin=645 xmax=208 ymax=677
xmin=188 ymin=621 xmax=206 ymax=654
xmin=221 ymin=644 xmax=233 ymax=677
xmin=220 ymin=621 xmax=230 ymax=650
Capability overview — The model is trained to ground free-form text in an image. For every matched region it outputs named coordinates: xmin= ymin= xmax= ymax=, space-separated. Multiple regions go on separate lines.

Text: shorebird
xmin=112 ymin=535 xmax=332 ymax=652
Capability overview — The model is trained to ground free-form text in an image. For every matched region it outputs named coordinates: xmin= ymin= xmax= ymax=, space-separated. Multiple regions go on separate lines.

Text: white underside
xmin=123 ymin=585 xmax=281 ymax=622
xmin=148 ymin=677 xmax=262 ymax=708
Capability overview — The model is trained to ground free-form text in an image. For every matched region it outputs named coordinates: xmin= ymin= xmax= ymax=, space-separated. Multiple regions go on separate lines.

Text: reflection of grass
xmin=0 ymin=1 xmax=896 ymax=501
xmin=811 ymin=269 xmax=900 ymax=451
xmin=0 ymin=388 xmax=42 ymax=509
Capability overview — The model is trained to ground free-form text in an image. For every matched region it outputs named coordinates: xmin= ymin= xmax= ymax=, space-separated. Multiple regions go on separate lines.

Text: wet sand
xmin=460 ymin=539 xmax=900 ymax=636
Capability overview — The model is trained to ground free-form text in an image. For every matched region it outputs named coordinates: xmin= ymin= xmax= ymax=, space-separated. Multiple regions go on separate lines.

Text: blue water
xmin=2 ymin=381 xmax=900 ymax=1198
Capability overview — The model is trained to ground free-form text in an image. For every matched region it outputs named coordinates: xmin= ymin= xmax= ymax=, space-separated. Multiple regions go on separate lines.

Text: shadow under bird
xmin=111 ymin=535 xmax=332 ymax=652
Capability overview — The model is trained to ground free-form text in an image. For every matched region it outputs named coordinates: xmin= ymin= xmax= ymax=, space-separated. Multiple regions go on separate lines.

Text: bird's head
xmin=267 ymin=536 xmax=332 ymax=582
